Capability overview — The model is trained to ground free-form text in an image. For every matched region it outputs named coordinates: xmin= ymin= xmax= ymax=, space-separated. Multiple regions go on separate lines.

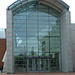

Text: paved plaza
xmin=0 ymin=72 xmax=75 ymax=75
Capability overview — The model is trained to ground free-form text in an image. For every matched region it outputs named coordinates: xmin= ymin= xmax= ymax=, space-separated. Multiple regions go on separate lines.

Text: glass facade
xmin=13 ymin=2 xmax=61 ymax=72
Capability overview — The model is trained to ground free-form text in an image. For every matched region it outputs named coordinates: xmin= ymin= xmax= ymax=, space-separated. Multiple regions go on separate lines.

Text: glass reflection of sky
xmin=13 ymin=4 xmax=61 ymax=55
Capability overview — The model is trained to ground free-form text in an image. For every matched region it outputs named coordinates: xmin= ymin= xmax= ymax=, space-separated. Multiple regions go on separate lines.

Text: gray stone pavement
xmin=0 ymin=73 xmax=75 ymax=75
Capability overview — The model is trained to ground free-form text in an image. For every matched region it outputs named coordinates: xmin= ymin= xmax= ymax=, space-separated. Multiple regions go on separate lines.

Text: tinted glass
xmin=13 ymin=3 xmax=61 ymax=72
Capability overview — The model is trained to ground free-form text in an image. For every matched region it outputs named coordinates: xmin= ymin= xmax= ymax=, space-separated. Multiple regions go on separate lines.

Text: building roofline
xmin=58 ymin=0 xmax=69 ymax=8
xmin=7 ymin=0 xmax=69 ymax=13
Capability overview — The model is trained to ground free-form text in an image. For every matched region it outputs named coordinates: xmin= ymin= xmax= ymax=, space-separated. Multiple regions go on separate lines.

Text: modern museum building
xmin=5 ymin=0 xmax=75 ymax=73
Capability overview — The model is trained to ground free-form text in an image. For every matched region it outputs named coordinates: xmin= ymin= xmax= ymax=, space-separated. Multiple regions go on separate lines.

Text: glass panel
xmin=38 ymin=9 xmax=48 ymax=13
xmin=27 ymin=28 xmax=37 ymax=32
xmin=50 ymin=53 xmax=61 ymax=71
xmin=39 ymin=38 xmax=49 ymax=53
xmin=44 ymin=58 xmax=50 ymax=71
xmin=39 ymin=59 xmax=44 ymax=71
xmin=28 ymin=59 xmax=32 ymax=71
xmin=27 ymin=48 xmax=38 ymax=53
xmin=50 ymin=37 xmax=60 ymax=52
xmin=33 ymin=58 xmax=38 ymax=71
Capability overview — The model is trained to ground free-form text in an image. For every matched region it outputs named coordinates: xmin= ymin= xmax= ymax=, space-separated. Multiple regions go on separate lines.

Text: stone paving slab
xmin=0 ymin=73 xmax=75 ymax=75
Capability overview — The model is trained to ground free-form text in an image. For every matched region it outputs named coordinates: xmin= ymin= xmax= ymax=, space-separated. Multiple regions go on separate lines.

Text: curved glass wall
xmin=13 ymin=3 xmax=61 ymax=72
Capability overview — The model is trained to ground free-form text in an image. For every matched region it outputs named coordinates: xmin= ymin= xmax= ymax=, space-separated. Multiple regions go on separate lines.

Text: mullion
xmin=37 ymin=4 xmax=39 ymax=57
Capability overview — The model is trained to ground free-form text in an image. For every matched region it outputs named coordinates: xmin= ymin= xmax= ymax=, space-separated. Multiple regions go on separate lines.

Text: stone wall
xmin=61 ymin=11 xmax=73 ymax=72
xmin=71 ymin=23 xmax=75 ymax=71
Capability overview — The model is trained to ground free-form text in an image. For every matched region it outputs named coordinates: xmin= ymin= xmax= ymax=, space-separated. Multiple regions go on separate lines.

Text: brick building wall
xmin=0 ymin=39 xmax=6 ymax=67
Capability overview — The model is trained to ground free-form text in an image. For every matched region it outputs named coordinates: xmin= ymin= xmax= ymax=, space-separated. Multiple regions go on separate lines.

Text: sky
xmin=0 ymin=0 xmax=75 ymax=28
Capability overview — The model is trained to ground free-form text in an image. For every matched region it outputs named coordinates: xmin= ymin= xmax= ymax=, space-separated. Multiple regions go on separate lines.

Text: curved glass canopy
xmin=8 ymin=0 xmax=69 ymax=13
xmin=8 ymin=0 xmax=39 ymax=11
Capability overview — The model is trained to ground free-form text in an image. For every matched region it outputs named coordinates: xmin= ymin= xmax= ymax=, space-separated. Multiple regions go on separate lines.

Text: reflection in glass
xmin=13 ymin=3 xmax=61 ymax=72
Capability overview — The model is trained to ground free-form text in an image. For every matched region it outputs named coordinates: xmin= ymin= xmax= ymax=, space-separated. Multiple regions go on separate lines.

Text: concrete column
xmin=6 ymin=10 xmax=14 ymax=73
xmin=61 ymin=11 xmax=73 ymax=72
xmin=71 ymin=24 xmax=75 ymax=71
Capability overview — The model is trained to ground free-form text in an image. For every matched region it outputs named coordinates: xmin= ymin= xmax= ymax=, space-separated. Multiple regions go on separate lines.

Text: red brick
xmin=0 ymin=39 xmax=6 ymax=67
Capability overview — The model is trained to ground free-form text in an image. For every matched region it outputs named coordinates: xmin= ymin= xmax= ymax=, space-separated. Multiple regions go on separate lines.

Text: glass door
xmin=39 ymin=58 xmax=51 ymax=72
xmin=27 ymin=57 xmax=51 ymax=72
xmin=27 ymin=58 xmax=33 ymax=72
xmin=27 ymin=58 xmax=39 ymax=72
xmin=32 ymin=58 xmax=38 ymax=71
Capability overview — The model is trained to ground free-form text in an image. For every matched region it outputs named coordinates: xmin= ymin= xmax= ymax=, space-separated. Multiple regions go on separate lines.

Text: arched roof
xmin=7 ymin=0 xmax=69 ymax=13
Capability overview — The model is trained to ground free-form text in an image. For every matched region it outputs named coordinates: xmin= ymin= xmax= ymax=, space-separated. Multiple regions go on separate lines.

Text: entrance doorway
xmin=14 ymin=53 xmax=60 ymax=72
xmin=27 ymin=57 xmax=50 ymax=72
